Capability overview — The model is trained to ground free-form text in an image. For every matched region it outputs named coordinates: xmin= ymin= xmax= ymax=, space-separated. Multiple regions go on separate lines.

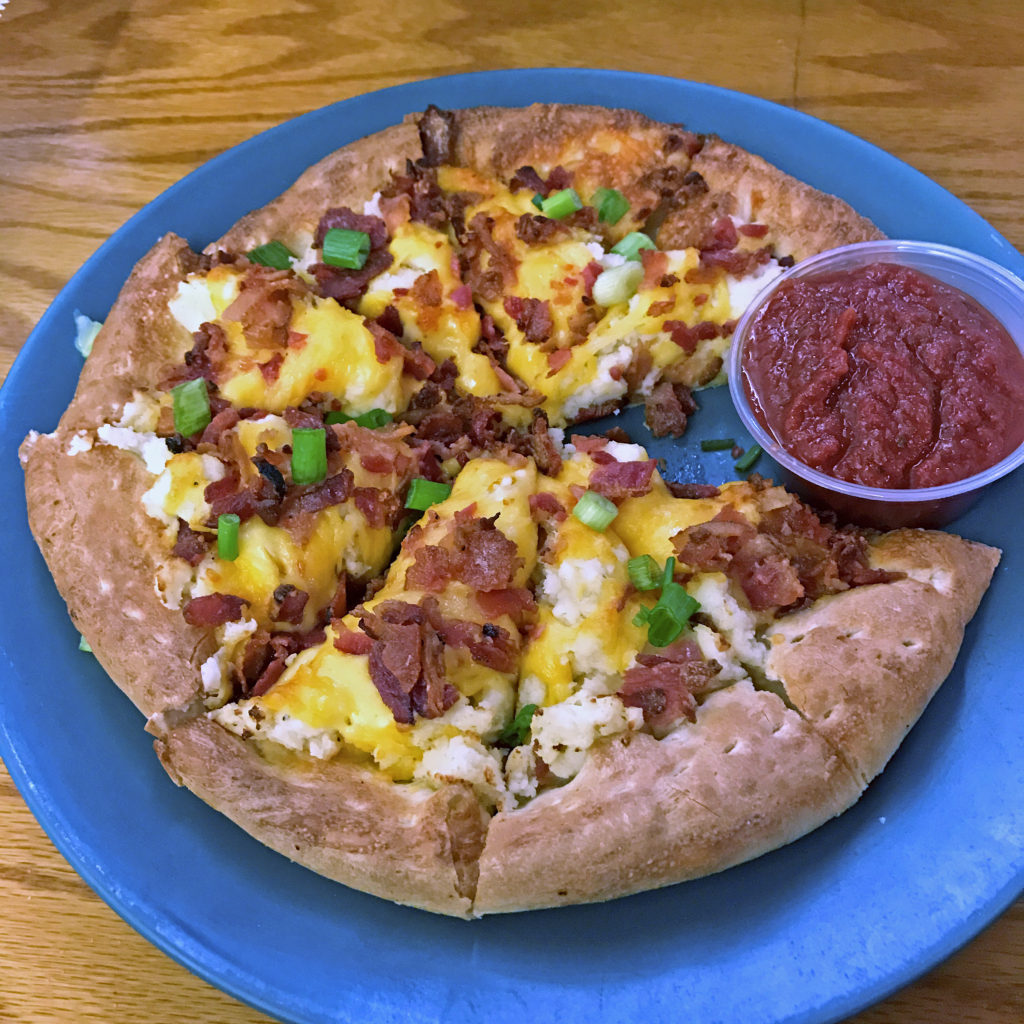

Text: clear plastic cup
xmin=728 ymin=240 xmax=1024 ymax=529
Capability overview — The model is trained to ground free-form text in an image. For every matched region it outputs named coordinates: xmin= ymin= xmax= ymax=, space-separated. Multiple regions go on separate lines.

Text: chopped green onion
xmin=324 ymin=408 xmax=394 ymax=428
xmin=632 ymin=606 xmax=652 ymax=627
xmin=405 ymin=478 xmax=452 ymax=511
xmin=627 ymin=555 xmax=662 ymax=591
xmin=497 ymin=704 xmax=538 ymax=747
xmin=171 ymin=378 xmax=211 ymax=437
xmin=540 ymin=188 xmax=583 ymax=219
xmin=592 ymin=261 xmax=644 ymax=306
xmin=247 ymin=240 xmax=294 ymax=269
xmin=572 ymin=490 xmax=618 ymax=532
xmin=354 ymin=408 xmax=393 ymax=428
xmin=531 ymin=192 xmax=545 ymax=211
xmin=73 ymin=310 xmax=102 ymax=358
xmin=78 ymin=634 xmax=93 ymax=653
xmin=291 ymin=427 xmax=328 ymax=485
xmin=592 ymin=187 xmax=629 ymax=225
xmin=734 ymin=443 xmax=763 ymax=473
xmin=322 ymin=227 xmax=371 ymax=269
xmin=217 ymin=513 xmax=241 ymax=561
xmin=610 ymin=231 xmax=657 ymax=262
xmin=700 ymin=437 xmax=737 ymax=452
xmin=647 ymin=580 xmax=701 ymax=648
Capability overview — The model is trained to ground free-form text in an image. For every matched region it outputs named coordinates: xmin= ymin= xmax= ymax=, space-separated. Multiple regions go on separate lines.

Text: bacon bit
xmin=199 ymin=407 xmax=241 ymax=447
xmin=366 ymin=321 xmax=404 ymax=365
xmin=641 ymin=249 xmax=670 ymax=291
xmin=609 ymin=365 xmax=623 ymax=381
xmin=450 ymin=283 xmax=472 ymax=309
xmin=581 ymin=260 xmax=603 ymax=298
xmin=475 ymin=586 xmax=537 ymax=624
xmin=589 ymin=459 xmax=657 ymax=501
xmin=529 ymin=491 xmax=568 ymax=525
xmin=647 ymin=299 xmax=675 ymax=318
xmin=279 ymin=470 xmax=355 ymax=521
xmin=313 ymin=367 xmax=328 ymax=382
xmin=546 ymin=348 xmax=572 ymax=376
xmin=660 ymin=274 xmax=680 ymax=288
xmin=259 ymin=351 xmax=285 ymax=384
xmin=172 ymin=519 xmax=212 ymax=566
xmin=694 ymin=293 xmax=709 ymax=306
xmin=403 ymin=342 xmax=437 ymax=381
xmin=569 ymin=434 xmax=608 ymax=455
xmin=333 ymin=623 xmax=373 ymax=656
xmin=663 ymin=318 xmax=723 ymax=354
xmin=666 ymin=481 xmax=720 ymax=499
xmin=329 ymin=572 xmax=349 ymax=620
xmin=183 ymin=593 xmax=247 ymax=627
xmin=503 ymin=296 xmax=553 ymax=344
xmin=353 ymin=486 xmax=401 ymax=528
xmin=738 ymin=222 xmax=769 ymax=237
xmin=405 ymin=546 xmax=452 ymax=593
xmin=272 ymin=584 xmax=309 ymax=626
xmin=620 ymin=651 xmax=719 ymax=737
xmin=453 ymin=503 xmax=479 ymax=522
xmin=287 ymin=331 xmax=308 ymax=348
xmin=645 ymin=381 xmax=697 ymax=438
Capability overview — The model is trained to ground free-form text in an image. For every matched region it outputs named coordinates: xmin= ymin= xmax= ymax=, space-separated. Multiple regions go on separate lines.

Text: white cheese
xmin=530 ymin=695 xmax=641 ymax=779
xmin=168 ymin=278 xmax=219 ymax=332
xmin=66 ymin=431 xmax=93 ymax=456
xmin=96 ymin=425 xmax=172 ymax=475
xmin=539 ymin=557 xmax=607 ymax=627
xmin=726 ymin=261 xmax=785 ymax=320
xmin=415 ymin=735 xmax=509 ymax=810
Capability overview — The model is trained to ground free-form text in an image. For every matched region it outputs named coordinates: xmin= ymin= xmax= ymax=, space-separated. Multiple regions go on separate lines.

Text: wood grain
xmin=1 ymin=1 xmax=1021 ymax=1021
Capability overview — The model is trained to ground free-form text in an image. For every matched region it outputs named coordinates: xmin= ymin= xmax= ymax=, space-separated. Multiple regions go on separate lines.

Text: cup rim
xmin=727 ymin=239 xmax=1024 ymax=505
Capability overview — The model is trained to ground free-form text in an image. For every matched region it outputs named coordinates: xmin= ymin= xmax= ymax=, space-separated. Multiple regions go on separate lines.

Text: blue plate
xmin=1 ymin=69 xmax=1021 ymax=1024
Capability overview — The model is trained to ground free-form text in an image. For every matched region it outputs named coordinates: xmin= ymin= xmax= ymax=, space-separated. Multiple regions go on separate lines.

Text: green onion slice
xmin=217 ymin=513 xmax=241 ymax=561
xmin=627 ymin=555 xmax=662 ymax=591
xmin=78 ymin=634 xmax=93 ymax=653
xmin=497 ymin=703 xmax=539 ymax=747
xmin=592 ymin=261 xmax=644 ymax=307
xmin=571 ymin=490 xmax=618 ymax=532
xmin=647 ymin=583 xmax=701 ymax=648
xmin=632 ymin=606 xmax=652 ymax=627
xmin=700 ymin=437 xmax=737 ymax=452
xmin=247 ymin=240 xmax=294 ymax=269
xmin=324 ymin=408 xmax=394 ymax=429
xmin=322 ymin=228 xmax=371 ymax=269
xmin=734 ymin=443 xmax=763 ymax=473
xmin=405 ymin=478 xmax=452 ymax=511
xmin=291 ymin=427 xmax=328 ymax=485
xmin=171 ymin=377 xmax=211 ymax=437
xmin=592 ymin=187 xmax=629 ymax=225
xmin=540 ymin=188 xmax=583 ymax=219
xmin=531 ymin=192 xmax=545 ymax=211
xmin=610 ymin=231 xmax=657 ymax=262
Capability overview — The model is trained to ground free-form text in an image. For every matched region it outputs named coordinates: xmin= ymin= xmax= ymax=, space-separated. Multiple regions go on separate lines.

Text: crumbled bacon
xmin=529 ymin=490 xmax=567 ymax=525
xmin=666 ymin=481 xmax=720 ymax=499
xmin=620 ymin=641 xmax=719 ymax=736
xmin=353 ymin=486 xmax=401 ymax=528
xmin=333 ymin=622 xmax=373 ymax=655
xmin=672 ymin=499 xmax=902 ymax=611
xmin=644 ymin=381 xmax=697 ymax=438
xmin=172 ymin=519 xmax=212 ymax=566
xmin=272 ymin=584 xmax=309 ymax=625
xmin=588 ymin=459 xmax=657 ymax=501
xmin=222 ymin=266 xmax=307 ymax=349
xmin=279 ymin=470 xmax=354 ymax=521
xmin=474 ymin=587 xmax=537 ymax=625
xmin=503 ymin=296 xmax=553 ymax=344
xmin=640 ymin=249 xmax=670 ymax=290
xmin=530 ymin=411 xmax=563 ymax=477
xmin=183 ymin=593 xmax=247 ymax=627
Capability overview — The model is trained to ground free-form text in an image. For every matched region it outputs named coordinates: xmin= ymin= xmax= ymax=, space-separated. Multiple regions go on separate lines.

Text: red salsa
xmin=741 ymin=262 xmax=1024 ymax=489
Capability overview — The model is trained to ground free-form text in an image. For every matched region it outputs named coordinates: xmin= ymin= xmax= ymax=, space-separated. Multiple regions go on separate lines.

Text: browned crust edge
xmin=152 ymin=716 xmax=486 ymax=918
xmin=766 ymin=529 xmax=1000 ymax=784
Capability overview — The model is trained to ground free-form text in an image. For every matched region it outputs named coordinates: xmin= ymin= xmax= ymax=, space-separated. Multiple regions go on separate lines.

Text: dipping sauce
xmin=741 ymin=261 xmax=1024 ymax=489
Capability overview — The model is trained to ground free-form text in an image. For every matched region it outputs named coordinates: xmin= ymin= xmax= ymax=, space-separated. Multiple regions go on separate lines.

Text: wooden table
xmin=1 ymin=1 xmax=1021 ymax=1021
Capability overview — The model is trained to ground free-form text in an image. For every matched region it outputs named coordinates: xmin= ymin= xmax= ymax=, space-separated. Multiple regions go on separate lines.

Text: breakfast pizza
xmin=20 ymin=104 xmax=999 ymax=917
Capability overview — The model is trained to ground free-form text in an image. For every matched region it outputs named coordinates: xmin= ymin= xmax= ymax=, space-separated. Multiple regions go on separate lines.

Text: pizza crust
xmin=473 ymin=681 xmax=860 ymax=914
xmin=152 ymin=715 xmax=487 ymax=918
xmin=766 ymin=529 xmax=1000 ymax=784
